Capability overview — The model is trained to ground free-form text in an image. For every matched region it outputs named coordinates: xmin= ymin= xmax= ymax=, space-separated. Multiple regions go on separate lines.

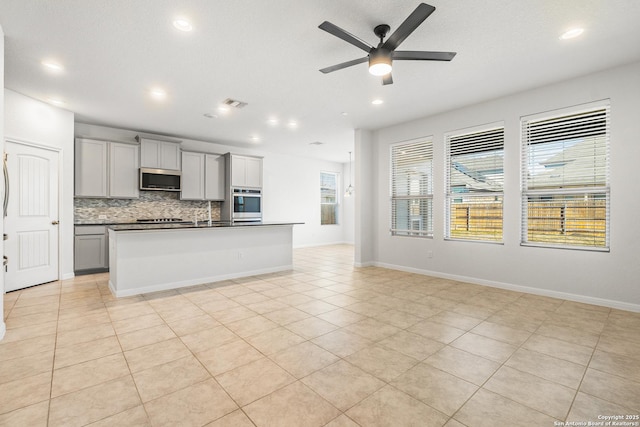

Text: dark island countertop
xmin=106 ymin=221 xmax=303 ymax=231
xmin=75 ymin=220 xmax=140 ymax=225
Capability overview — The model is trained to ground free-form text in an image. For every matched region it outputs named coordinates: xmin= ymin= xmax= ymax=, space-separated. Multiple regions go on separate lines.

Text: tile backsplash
xmin=74 ymin=191 xmax=221 ymax=223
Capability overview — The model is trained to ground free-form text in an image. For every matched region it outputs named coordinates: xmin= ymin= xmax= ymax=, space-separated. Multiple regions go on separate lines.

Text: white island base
xmin=108 ymin=224 xmax=294 ymax=297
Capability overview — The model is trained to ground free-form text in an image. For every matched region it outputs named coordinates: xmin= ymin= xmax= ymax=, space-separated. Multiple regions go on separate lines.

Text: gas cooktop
xmin=136 ymin=218 xmax=185 ymax=223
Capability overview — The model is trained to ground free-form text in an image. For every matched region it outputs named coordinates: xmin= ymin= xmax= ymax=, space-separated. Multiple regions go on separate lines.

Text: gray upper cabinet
xmin=75 ymin=138 xmax=108 ymax=197
xmin=180 ymin=151 xmax=205 ymax=200
xmin=181 ymin=151 xmax=226 ymax=201
xmin=109 ymin=143 xmax=139 ymax=198
xmin=205 ymin=154 xmax=225 ymax=200
xmin=75 ymin=138 xmax=139 ymax=199
xmin=230 ymin=154 xmax=262 ymax=188
xmin=139 ymin=138 xmax=181 ymax=170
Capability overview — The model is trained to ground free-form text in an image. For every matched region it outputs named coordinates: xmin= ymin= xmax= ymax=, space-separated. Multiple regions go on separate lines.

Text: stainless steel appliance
xmin=3 ymin=153 xmax=8 ymax=272
xmin=139 ymin=168 xmax=181 ymax=191
xmin=136 ymin=218 xmax=187 ymax=223
xmin=232 ymin=188 xmax=262 ymax=221
xmin=3 ymin=152 xmax=9 ymax=218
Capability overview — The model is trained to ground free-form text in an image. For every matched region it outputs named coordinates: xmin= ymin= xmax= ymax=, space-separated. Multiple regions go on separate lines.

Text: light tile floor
xmin=1 ymin=244 xmax=639 ymax=426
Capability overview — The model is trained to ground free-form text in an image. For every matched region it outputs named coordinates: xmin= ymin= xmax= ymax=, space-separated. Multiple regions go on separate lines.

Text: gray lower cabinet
xmin=74 ymin=226 xmax=109 ymax=273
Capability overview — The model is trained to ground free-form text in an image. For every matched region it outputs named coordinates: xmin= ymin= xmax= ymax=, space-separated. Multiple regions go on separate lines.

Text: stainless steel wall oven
xmin=232 ymin=188 xmax=262 ymax=221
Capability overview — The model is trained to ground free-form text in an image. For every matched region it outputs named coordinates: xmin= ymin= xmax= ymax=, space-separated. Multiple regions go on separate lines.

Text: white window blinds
xmin=390 ymin=139 xmax=433 ymax=237
xmin=521 ymin=104 xmax=610 ymax=250
xmin=445 ymin=126 xmax=504 ymax=242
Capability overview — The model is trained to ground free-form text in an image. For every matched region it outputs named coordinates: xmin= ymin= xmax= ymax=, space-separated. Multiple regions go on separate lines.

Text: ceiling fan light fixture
xmin=368 ymin=51 xmax=392 ymax=76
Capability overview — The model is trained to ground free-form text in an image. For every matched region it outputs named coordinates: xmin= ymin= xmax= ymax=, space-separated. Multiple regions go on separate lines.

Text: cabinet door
xmin=140 ymin=139 xmax=161 ymax=168
xmin=245 ymin=157 xmax=263 ymax=188
xmin=74 ymin=234 xmax=107 ymax=271
xmin=75 ymin=139 xmax=108 ymax=197
xmin=161 ymin=142 xmax=181 ymax=170
xmin=181 ymin=152 xmax=205 ymax=200
xmin=205 ymin=154 xmax=225 ymax=200
xmin=231 ymin=156 xmax=247 ymax=187
xmin=109 ymin=143 xmax=139 ymax=198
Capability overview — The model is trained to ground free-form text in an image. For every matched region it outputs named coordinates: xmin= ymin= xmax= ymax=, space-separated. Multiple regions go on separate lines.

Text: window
xmin=320 ymin=171 xmax=339 ymax=225
xmin=390 ymin=138 xmax=433 ymax=237
xmin=445 ymin=125 xmax=504 ymax=242
xmin=521 ymin=103 xmax=610 ymax=250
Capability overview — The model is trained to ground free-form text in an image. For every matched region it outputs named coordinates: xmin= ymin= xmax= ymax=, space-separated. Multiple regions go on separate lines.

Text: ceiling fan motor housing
xmin=373 ymin=24 xmax=391 ymax=42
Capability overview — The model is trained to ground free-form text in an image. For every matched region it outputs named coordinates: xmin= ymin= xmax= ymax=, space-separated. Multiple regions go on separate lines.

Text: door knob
xmin=51 ymin=220 xmax=59 ymax=225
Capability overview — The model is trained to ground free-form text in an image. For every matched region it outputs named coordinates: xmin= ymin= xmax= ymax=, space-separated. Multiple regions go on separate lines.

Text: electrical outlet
xmin=98 ymin=215 xmax=107 ymax=220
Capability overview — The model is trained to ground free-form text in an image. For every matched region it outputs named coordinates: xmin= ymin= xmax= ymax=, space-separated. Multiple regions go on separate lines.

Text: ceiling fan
xmin=318 ymin=3 xmax=456 ymax=85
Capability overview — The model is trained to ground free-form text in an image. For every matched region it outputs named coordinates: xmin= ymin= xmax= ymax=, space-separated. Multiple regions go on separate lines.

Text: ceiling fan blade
xmin=393 ymin=50 xmax=457 ymax=61
xmin=382 ymin=73 xmax=393 ymax=85
xmin=319 ymin=57 xmax=368 ymax=74
xmin=319 ymin=21 xmax=373 ymax=53
xmin=382 ymin=3 xmax=435 ymax=51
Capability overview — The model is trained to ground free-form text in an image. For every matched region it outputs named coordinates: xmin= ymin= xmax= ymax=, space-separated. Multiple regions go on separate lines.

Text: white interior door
xmin=4 ymin=141 xmax=59 ymax=292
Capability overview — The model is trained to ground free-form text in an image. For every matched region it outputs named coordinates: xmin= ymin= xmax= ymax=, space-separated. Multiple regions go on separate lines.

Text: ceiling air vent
xmin=222 ymin=98 xmax=248 ymax=109
xmin=309 ymin=141 xmax=324 ymax=146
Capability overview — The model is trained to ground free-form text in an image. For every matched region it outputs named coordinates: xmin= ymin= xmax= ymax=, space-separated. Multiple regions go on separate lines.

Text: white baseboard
xmin=374 ymin=261 xmax=640 ymax=313
xmin=354 ymin=261 xmax=375 ymax=268
xmin=0 ymin=322 xmax=6 ymax=342
xmin=61 ymin=272 xmax=75 ymax=281
xmin=110 ymin=265 xmax=293 ymax=298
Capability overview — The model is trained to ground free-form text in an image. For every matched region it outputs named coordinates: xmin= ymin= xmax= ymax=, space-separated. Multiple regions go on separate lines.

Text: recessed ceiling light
xmin=372 ymin=99 xmax=384 ymax=105
xmin=287 ymin=120 xmax=298 ymax=129
xmin=149 ymin=87 xmax=167 ymax=101
xmin=560 ymin=27 xmax=584 ymax=40
xmin=42 ymin=60 xmax=64 ymax=73
xmin=173 ymin=18 xmax=193 ymax=32
xmin=267 ymin=118 xmax=279 ymax=126
xmin=217 ymin=106 xmax=230 ymax=113
xmin=341 ymin=112 xmax=348 ymax=116
xmin=47 ymin=97 xmax=65 ymax=106
xmin=250 ymin=135 xmax=260 ymax=142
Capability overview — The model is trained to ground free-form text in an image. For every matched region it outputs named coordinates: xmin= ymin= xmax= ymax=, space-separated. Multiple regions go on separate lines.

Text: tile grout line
xmin=443 ymin=294 xmax=576 ymax=425
xmin=559 ymin=305 xmax=610 ymax=424
xmin=46 ymin=279 xmax=63 ymax=426
xmin=101 ymin=283 xmax=154 ymax=427
xmin=563 ymin=308 xmax=640 ymax=416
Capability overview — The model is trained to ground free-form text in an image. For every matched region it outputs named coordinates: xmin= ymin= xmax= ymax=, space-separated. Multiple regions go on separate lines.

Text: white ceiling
xmin=1 ymin=0 xmax=639 ymax=163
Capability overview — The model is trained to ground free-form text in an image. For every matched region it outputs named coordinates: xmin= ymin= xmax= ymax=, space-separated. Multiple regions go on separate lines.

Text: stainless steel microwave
xmin=139 ymin=168 xmax=181 ymax=191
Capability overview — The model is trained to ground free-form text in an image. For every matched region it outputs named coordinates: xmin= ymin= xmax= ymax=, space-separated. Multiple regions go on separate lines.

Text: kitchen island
xmin=108 ymin=222 xmax=300 ymax=297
